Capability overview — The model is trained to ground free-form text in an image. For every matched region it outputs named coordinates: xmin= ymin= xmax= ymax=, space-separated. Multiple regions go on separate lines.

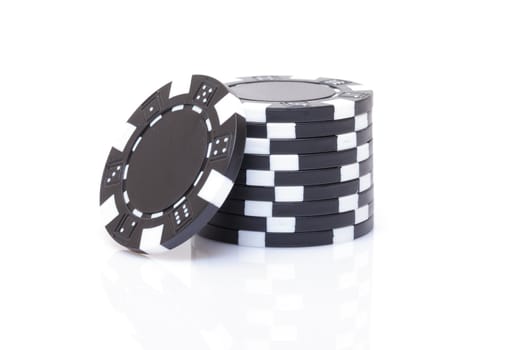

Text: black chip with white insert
xmin=199 ymin=216 xmax=374 ymax=247
xmin=246 ymin=112 xmax=371 ymax=139
xmin=229 ymin=173 xmax=372 ymax=202
xmin=210 ymin=203 xmax=373 ymax=233
xmin=99 ymin=75 xmax=246 ymax=253
xmin=244 ymin=125 xmax=372 ymax=155
xmin=241 ymin=141 xmax=372 ymax=171
xmin=228 ymin=76 xmax=373 ymax=123
xmin=221 ymin=187 xmax=373 ymax=217
xmin=237 ymin=157 xmax=373 ymax=187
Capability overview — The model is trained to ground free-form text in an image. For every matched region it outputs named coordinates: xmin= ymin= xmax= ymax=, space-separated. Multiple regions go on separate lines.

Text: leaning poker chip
xmin=199 ymin=216 xmax=374 ymax=247
xmin=244 ymin=124 xmax=372 ymax=155
xmin=99 ymin=75 xmax=246 ymax=253
xmin=221 ymin=187 xmax=373 ymax=217
xmin=227 ymin=76 xmax=373 ymax=123
xmin=246 ymin=112 xmax=371 ymax=139
xmin=236 ymin=156 xmax=373 ymax=187
xmin=241 ymin=141 xmax=372 ymax=171
xmin=210 ymin=203 xmax=374 ymax=233
xmin=229 ymin=173 xmax=373 ymax=202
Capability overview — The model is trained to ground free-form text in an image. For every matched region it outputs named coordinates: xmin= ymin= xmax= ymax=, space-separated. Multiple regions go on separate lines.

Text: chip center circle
xmin=230 ymin=81 xmax=336 ymax=102
xmin=125 ymin=108 xmax=208 ymax=214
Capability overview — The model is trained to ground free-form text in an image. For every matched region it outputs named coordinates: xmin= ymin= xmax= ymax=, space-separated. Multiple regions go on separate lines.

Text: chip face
xmin=100 ymin=75 xmax=246 ymax=253
xmin=227 ymin=76 xmax=373 ymax=123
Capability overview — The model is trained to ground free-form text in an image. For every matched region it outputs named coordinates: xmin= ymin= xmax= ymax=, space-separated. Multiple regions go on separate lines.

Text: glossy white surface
xmin=1 ymin=0 xmax=513 ymax=349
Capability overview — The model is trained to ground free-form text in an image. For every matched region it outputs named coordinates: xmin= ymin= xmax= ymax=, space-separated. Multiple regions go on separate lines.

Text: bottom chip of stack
xmin=199 ymin=215 xmax=373 ymax=248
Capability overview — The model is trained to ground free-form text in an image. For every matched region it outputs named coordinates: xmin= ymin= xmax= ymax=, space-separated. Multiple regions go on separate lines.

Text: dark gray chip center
xmin=230 ymin=81 xmax=336 ymax=102
xmin=126 ymin=108 xmax=208 ymax=213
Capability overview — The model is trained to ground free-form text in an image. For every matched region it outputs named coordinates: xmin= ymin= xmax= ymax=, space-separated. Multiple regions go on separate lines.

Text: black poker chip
xmin=228 ymin=76 xmax=372 ymax=123
xmin=244 ymin=125 xmax=372 ymax=155
xmin=220 ymin=187 xmax=373 ymax=217
xmin=99 ymin=75 xmax=246 ymax=253
xmin=199 ymin=216 xmax=374 ymax=247
xmin=246 ymin=112 xmax=372 ymax=139
xmin=241 ymin=141 xmax=372 ymax=171
xmin=236 ymin=156 xmax=373 ymax=187
xmin=209 ymin=203 xmax=373 ymax=233
xmin=229 ymin=173 xmax=372 ymax=202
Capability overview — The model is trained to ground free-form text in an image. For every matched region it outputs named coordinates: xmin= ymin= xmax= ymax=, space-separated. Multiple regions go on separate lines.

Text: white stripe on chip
xmin=239 ymin=230 xmax=265 ymax=247
xmin=215 ymin=93 xmax=244 ymax=125
xmin=139 ymin=225 xmax=168 ymax=254
xmin=355 ymin=205 xmax=370 ymax=224
xmin=100 ymin=195 xmax=118 ymax=226
xmin=357 ymin=143 xmax=370 ymax=162
xmin=339 ymin=194 xmax=359 ymax=212
xmin=240 ymin=101 xmax=270 ymax=123
xmin=340 ymin=163 xmax=360 ymax=181
xmin=330 ymin=98 xmax=355 ymax=119
xmin=169 ymin=79 xmax=191 ymax=98
xmin=337 ymin=132 xmax=357 ymax=150
xmin=267 ymin=217 xmax=295 ymax=232
xmin=112 ymin=123 xmax=136 ymax=152
xmin=198 ymin=169 xmax=234 ymax=208
xmin=270 ymin=155 xmax=299 ymax=171
xmin=354 ymin=113 xmax=369 ymax=131
xmin=275 ymin=186 xmax=304 ymax=202
xmin=245 ymin=138 xmax=270 ymax=154
xmin=359 ymin=173 xmax=372 ymax=192
xmin=266 ymin=123 xmax=296 ymax=139
xmin=246 ymin=170 xmax=275 ymax=186
xmin=333 ymin=226 xmax=355 ymax=243
xmin=244 ymin=200 xmax=273 ymax=217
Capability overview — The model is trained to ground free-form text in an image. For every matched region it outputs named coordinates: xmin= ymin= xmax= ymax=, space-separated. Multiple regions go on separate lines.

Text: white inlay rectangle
xmin=245 ymin=138 xmax=270 ymax=154
xmin=244 ymin=200 xmax=272 ymax=217
xmin=330 ymin=98 xmax=355 ymax=119
xmin=354 ymin=113 xmax=369 ymax=131
xmin=359 ymin=173 xmax=372 ymax=191
xmin=269 ymin=155 xmax=299 ymax=171
xmin=216 ymin=93 xmax=245 ymax=125
xmin=112 ymin=123 xmax=136 ymax=152
xmin=355 ymin=205 xmax=370 ymax=224
xmin=333 ymin=226 xmax=355 ymax=243
xmin=337 ymin=132 xmax=357 ymax=150
xmin=238 ymin=230 xmax=265 ymax=247
xmin=357 ymin=143 xmax=370 ymax=162
xmin=275 ymin=186 xmax=304 ymax=202
xmin=266 ymin=123 xmax=296 ymax=139
xmin=140 ymin=225 xmax=168 ymax=254
xmin=198 ymin=169 xmax=234 ymax=208
xmin=267 ymin=217 xmax=295 ymax=232
xmin=169 ymin=79 xmax=191 ymax=98
xmin=340 ymin=163 xmax=359 ymax=181
xmin=339 ymin=194 xmax=359 ymax=212
xmin=246 ymin=170 xmax=275 ymax=186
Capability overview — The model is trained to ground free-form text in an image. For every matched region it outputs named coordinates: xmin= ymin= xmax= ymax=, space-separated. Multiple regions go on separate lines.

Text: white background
xmin=1 ymin=0 xmax=512 ymax=349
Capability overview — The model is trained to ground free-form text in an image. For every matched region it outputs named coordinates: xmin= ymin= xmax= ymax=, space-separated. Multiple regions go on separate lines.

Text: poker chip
xmin=241 ymin=141 xmax=372 ymax=170
xmin=210 ymin=203 xmax=373 ymax=233
xmin=244 ymin=125 xmax=372 ymax=155
xmin=221 ymin=187 xmax=373 ymax=217
xmin=99 ymin=75 xmax=246 ymax=253
xmin=246 ymin=112 xmax=371 ymax=139
xmin=199 ymin=216 xmax=374 ymax=247
xmin=229 ymin=173 xmax=373 ymax=202
xmin=236 ymin=157 xmax=373 ymax=186
xmin=228 ymin=76 xmax=372 ymax=123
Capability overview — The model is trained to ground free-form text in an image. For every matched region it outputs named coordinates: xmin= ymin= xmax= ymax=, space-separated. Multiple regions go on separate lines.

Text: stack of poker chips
xmin=200 ymin=76 xmax=374 ymax=247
